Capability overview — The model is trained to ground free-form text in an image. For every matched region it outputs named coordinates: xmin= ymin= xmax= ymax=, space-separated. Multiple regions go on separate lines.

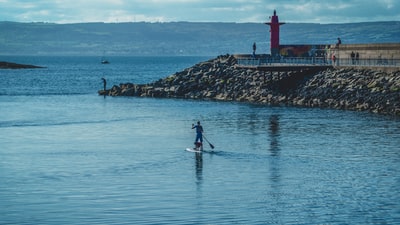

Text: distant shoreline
xmin=0 ymin=61 xmax=45 ymax=69
xmin=1 ymin=21 xmax=399 ymax=56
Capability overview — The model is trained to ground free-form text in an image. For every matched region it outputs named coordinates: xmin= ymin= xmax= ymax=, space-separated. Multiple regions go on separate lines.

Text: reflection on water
xmin=268 ymin=114 xmax=281 ymax=185
xmin=195 ymin=152 xmax=203 ymax=184
xmin=269 ymin=114 xmax=280 ymax=156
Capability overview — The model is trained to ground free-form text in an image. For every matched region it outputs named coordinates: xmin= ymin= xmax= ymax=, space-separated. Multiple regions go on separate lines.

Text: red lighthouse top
xmin=265 ymin=10 xmax=285 ymax=56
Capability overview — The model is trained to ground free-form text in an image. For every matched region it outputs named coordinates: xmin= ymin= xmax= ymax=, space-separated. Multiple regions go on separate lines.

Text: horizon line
xmin=1 ymin=20 xmax=399 ymax=25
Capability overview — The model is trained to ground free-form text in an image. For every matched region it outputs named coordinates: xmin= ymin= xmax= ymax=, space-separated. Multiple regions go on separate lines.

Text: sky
xmin=1 ymin=0 xmax=399 ymax=24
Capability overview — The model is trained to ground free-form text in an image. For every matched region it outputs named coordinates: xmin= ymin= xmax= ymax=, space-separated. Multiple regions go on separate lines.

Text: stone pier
xmin=100 ymin=54 xmax=400 ymax=116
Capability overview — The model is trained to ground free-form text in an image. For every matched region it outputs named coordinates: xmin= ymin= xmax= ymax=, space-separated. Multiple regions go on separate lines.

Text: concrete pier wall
xmin=329 ymin=43 xmax=400 ymax=72
xmin=335 ymin=43 xmax=400 ymax=60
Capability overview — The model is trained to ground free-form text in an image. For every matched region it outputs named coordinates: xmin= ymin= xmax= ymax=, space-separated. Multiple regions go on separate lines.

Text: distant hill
xmin=0 ymin=21 xmax=399 ymax=56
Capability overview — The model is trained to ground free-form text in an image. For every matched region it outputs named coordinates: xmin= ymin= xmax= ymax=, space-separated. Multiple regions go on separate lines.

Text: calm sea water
xmin=1 ymin=56 xmax=400 ymax=224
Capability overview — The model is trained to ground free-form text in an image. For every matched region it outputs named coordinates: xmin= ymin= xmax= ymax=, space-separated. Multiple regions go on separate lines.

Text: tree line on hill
xmin=0 ymin=21 xmax=399 ymax=56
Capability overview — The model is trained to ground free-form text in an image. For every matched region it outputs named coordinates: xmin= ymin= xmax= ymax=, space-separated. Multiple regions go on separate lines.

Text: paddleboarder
xmin=192 ymin=121 xmax=203 ymax=147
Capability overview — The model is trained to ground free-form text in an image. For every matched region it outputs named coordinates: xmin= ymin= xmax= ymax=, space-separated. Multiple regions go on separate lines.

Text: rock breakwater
xmin=100 ymin=55 xmax=400 ymax=116
xmin=294 ymin=68 xmax=400 ymax=115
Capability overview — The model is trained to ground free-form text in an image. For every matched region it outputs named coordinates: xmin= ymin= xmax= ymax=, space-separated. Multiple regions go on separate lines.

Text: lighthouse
xmin=265 ymin=10 xmax=285 ymax=57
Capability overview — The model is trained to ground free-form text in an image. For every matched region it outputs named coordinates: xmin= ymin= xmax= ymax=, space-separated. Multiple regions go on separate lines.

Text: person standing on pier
xmin=336 ymin=37 xmax=342 ymax=48
xmin=351 ymin=51 xmax=355 ymax=65
xmin=332 ymin=54 xmax=337 ymax=66
xmin=356 ymin=52 xmax=359 ymax=64
xmin=252 ymin=42 xmax=257 ymax=57
xmin=101 ymin=77 xmax=107 ymax=91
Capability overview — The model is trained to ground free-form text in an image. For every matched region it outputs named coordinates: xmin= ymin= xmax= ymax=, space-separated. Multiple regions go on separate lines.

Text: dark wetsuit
xmin=193 ymin=124 xmax=203 ymax=143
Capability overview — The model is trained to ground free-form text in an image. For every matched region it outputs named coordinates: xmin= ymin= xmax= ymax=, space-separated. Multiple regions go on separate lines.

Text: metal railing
xmin=237 ymin=57 xmax=329 ymax=66
xmin=335 ymin=57 xmax=400 ymax=67
xmin=236 ymin=56 xmax=400 ymax=67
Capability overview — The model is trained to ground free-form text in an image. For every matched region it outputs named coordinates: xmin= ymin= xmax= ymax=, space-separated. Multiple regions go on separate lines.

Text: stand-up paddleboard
xmin=186 ymin=142 xmax=203 ymax=153
xmin=185 ymin=147 xmax=202 ymax=153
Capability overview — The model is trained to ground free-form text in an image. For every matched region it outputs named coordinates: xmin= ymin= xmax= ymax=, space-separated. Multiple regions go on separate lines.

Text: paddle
xmin=202 ymin=134 xmax=215 ymax=149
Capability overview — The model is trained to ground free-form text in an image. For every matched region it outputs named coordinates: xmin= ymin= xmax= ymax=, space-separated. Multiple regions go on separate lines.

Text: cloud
xmin=0 ymin=0 xmax=399 ymax=23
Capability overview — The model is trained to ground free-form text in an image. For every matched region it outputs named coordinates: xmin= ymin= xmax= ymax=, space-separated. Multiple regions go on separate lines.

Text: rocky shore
xmin=0 ymin=61 xmax=44 ymax=69
xmin=99 ymin=55 xmax=400 ymax=116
